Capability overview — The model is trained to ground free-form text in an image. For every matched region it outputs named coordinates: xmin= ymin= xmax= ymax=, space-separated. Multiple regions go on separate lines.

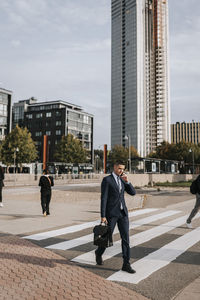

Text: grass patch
xmin=154 ymin=181 xmax=192 ymax=187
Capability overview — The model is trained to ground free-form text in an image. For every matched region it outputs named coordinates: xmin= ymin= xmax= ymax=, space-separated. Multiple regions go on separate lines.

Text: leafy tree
xmin=0 ymin=125 xmax=37 ymax=167
xmin=54 ymin=134 xmax=87 ymax=163
xmin=108 ymin=145 xmax=139 ymax=171
xmin=148 ymin=141 xmax=200 ymax=164
xmin=148 ymin=141 xmax=174 ymax=159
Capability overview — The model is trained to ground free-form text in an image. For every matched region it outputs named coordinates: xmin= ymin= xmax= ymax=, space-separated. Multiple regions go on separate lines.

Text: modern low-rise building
xmin=0 ymin=87 xmax=12 ymax=141
xmin=24 ymin=100 xmax=93 ymax=163
xmin=171 ymin=121 xmax=200 ymax=144
xmin=12 ymin=97 xmax=37 ymax=129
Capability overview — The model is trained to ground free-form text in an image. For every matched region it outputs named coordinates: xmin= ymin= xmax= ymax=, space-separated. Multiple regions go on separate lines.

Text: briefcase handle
xmin=100 ymin=221 xmax=107 ymax=226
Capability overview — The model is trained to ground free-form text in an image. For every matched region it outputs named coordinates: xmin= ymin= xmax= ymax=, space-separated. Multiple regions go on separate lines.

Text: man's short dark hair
xmin=114 ymin=161 xmax=125 ymax=166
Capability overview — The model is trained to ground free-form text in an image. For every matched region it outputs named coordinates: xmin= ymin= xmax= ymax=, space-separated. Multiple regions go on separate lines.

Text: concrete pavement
xmin=0 ymin=185 xmax=149 ymax=300
xmin=0 ymin=233 xmax=149 ymax=300
xmin=0 ymin=185 xmax=200 ymax=299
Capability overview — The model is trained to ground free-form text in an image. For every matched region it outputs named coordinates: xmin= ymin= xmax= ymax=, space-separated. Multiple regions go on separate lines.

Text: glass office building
xmin=111 ymin=0 xmax=170 ymax=157
xmin=24 ymin=100 xmax=93 ymax=162
xmin=0 ymin=88 xmax=12 ymax=141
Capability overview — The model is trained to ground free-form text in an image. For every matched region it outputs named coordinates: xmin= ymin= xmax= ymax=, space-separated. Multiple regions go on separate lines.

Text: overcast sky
xmin=0 ymin=0 xmax=200 ymax=149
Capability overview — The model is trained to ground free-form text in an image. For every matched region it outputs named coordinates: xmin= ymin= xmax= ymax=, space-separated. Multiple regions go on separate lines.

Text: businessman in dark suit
xmin=95 ymin=161 xmax=136 ymax=273
xmin=39 ymin=169 xmax=54 ymax=216
xmin=0 ymin=166 xmax=4 ymax=207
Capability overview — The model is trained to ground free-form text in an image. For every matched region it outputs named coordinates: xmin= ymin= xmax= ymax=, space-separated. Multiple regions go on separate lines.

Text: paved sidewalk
xmin=0 ymin=233 xmax=149 ymax=300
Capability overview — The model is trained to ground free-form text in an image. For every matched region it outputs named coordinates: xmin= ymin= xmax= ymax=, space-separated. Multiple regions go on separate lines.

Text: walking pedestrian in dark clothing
xmin=39 ymin=169 xmax=54 ymax=216
xmin=95 ymin=161 xmax=136 ymax=273
xmin=186 ymin=175 xmax=200 ymax=228
xmin=0 ymin=166 xmax=4 ymax=207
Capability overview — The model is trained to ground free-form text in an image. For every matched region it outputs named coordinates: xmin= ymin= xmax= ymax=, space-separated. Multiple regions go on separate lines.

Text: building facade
xmin=24 ymin=100 xmax=93 ymax=163
xmin=111 ymin=0 xmax=170 ymax=157
xmin=0 ymin=88 xmax=12 ymax=141
xmin=12 ymin=97 xmax=37 ymax=129
xmin=171 ymin=122 xmax=200 ymax=144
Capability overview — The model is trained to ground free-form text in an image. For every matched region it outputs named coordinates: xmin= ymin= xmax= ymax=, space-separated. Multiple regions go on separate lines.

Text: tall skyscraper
xmin=111 ymin=0 xmax=170 ymax=157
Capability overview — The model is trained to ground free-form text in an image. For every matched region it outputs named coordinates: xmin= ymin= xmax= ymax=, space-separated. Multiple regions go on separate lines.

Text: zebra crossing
xmin=23 ymin=208 xmax=200 ymax=286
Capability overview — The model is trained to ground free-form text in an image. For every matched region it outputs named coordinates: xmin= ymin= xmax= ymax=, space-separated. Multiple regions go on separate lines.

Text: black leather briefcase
xmin=93 ymin=223 xmax=113 ymax=248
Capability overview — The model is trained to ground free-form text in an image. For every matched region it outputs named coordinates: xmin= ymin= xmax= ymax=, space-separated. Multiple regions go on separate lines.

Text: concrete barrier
xmin=4 ymin=173 xmax=197 ymax=187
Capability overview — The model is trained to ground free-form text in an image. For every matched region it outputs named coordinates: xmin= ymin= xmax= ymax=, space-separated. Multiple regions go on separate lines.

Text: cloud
xmin=10 ymin=40 xmax=21 ymax=48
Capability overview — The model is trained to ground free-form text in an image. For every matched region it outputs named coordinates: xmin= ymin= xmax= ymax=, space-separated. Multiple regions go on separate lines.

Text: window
xmin=56 ymin=121 xmax=61 ymax=126
xmin=26 ymin=114 xmax=33 ymax=119
xmin=46 ymin=112 xmax=51 ymax=117
xmin=46 ymin=131 xmax=51 ymax=136
xmin=0 ymin=116 xmax=7 ymax=125
xmin=0 ymin=104 xmax=8 ymax=116
xmin=56 ymin=111 xmax=61 ymax=117
xmin=84 ymin=134 xmax=89 ymax=141
xmin=56 ymin=130 xmax=61 ymax=135
xmin=36 ymin=113 xmax=43 ymax=118
xmin=35 ymin=131 xmax=42 ymax=137
xmin=35 ymin=141 xmax=42 ymax=146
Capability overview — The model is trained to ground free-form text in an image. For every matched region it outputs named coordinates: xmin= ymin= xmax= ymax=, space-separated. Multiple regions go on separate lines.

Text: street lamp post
xmin=125 ymin=134 xmax=131 ymax=173
xmin=14 ymin=147 xmax=19 ymax=184
xmin=189 ymin=148 xmax=195 ymax=174
xmin=96 ymin=155 xmax=99 ymax=173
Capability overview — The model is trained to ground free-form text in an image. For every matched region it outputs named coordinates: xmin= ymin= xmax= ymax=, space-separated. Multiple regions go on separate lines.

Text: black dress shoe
xmin=95 ymin=250 xmax=103 ymax=265
xmin=46 ymin=212 xmax=50 ymax=215
xmin=122 ymin=263 xmax=136 ymax=274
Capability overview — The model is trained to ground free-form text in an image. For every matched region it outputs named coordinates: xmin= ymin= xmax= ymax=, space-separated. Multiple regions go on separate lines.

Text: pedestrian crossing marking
xmin=71 ymin=213 xmax=199 ymax=265
xmin=108 ymin=224 xmax=200 ymax=284
xmin=23 ymin=208 xmax=158 ymax=240
xmin=23 ymin=208 xmax=200 ymax=286
xmin=46 ymin=210 xmax=180 ymax=250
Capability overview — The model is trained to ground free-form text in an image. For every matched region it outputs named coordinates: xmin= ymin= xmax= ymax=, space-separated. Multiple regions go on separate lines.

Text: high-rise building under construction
xmin=111 ymin=0 xmax=170 ymax=157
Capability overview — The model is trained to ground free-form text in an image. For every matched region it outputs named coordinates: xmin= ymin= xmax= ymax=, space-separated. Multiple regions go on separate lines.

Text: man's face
xmin=113 ymin=164 xmax=125 ymax=176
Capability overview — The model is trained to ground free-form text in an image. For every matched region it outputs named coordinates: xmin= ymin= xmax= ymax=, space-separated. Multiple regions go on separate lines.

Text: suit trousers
xmin=96 ymin=210 xmax=130 ymax=264
xmin=41 ymin=192 xmax=51 ymax=214
xmin=187 ymin=193 xmax=200 ymax=223
xmin=0 ymin=187 xmax=2 ymax=203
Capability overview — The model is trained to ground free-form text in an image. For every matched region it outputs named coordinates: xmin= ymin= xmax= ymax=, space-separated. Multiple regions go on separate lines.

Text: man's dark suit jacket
xmin=101 ymin=174 xmax=136 ymax=218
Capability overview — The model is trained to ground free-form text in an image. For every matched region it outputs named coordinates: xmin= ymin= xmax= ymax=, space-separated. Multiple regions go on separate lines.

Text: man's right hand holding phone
xmin=120 ymin=172 xmax=128 ymax=182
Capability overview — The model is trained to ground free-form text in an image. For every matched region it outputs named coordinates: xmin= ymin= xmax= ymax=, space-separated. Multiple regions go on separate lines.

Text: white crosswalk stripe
xmin=71 ymin=213 xmax=199 ymax=265
xmin=22 ymin=208 xmax=200 ymax=286
xmin=46 ymin=210 xmax=180 ymax=250
xmin=23 ymin=208 xmax=158 ymax=241
xmin=108 ymin=224 xmax=200 ymax=283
